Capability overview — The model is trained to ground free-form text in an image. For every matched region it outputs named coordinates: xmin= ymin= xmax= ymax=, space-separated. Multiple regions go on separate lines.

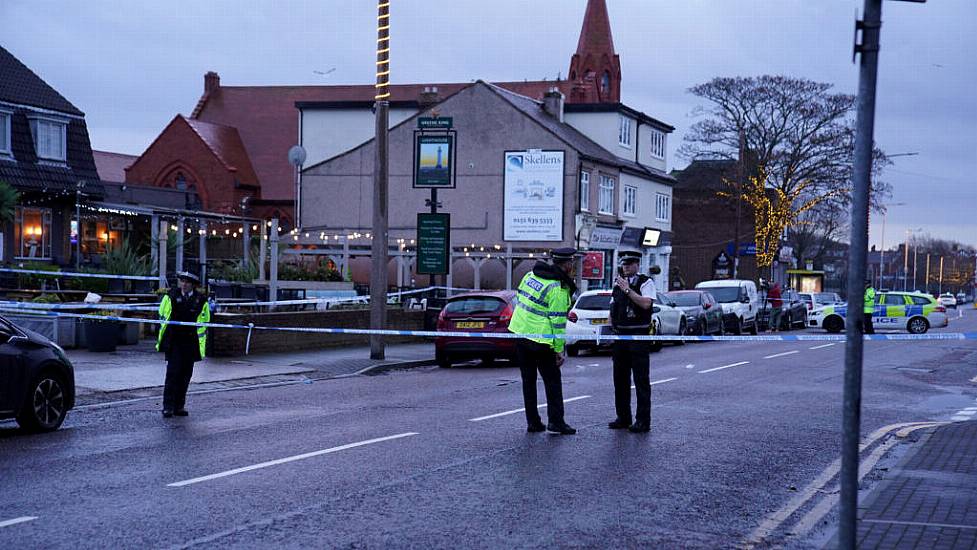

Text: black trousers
xmin=863 ymin=312 xmax=875 ymax=334
xmin=515 ymin=339 xmax=565 ymax=426
xmin=612 ymin=334 xmax=651 ymax=425
xmin=163 ymin=351 xmax=197 ymax=411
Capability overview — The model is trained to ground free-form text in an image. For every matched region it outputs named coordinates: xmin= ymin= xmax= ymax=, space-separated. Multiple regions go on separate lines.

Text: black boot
xmin=547 ymin=422 xmax=577 ymax=435
xmin=608 ymin=418 xmax=631 ymax=429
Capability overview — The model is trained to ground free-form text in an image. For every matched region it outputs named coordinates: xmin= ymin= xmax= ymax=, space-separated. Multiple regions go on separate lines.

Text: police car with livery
xmin=809 ymin=291 xmax=949 ymax=334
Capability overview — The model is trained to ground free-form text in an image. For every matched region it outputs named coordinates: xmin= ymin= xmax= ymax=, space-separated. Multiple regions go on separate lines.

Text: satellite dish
xmin=288 ymin=145 xmax=307 ymax=167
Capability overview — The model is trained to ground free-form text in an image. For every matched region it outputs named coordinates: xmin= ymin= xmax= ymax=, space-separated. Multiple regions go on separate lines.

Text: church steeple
xmin=568 ymin=0 xmax=621 ymax=103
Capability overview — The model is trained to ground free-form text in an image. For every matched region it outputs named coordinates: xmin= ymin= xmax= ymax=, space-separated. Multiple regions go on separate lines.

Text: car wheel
xmin=731 ymin=317 xmax=742 ymax=335
xmin=717 ymin=318 xmax=725 ymax=336
xmin=677 ymin=319 xmax=687 ymax=345
xmin=436 ymin=350 xmax=451 ymax=369
xmin=16 ymin=370 xmax=69 ymax=433
xmin=748 ymin=318 xmax=758 ymax=335
xmin=567 ymin=345 xmax=579 ymax=357
xmin=783 ymin=313 xmax=793 ymax=332
xmin=698 ymin=318 xmax=707 ymax=336
xmin=650 ymin=321 xmax=663 ymax=352
xmin=907 ymin=317 xmax=929 ymax=334
xmin=824 ymin=315 xmax=844 ymax=334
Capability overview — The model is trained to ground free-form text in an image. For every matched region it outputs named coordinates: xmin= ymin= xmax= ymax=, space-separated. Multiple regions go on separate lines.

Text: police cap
xmin=176 ymin=271 xmax=201 ymax=285
xmin=617 ymin=251 xmax=642 ymax=265
xmin=550 ymin=247 xmax=579 ymax=262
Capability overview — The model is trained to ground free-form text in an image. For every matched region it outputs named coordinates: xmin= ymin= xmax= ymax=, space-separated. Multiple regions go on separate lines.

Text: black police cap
xmin=618 ymin=251 xmax=642 ymax=264
xmin=550 ymin=247 xmax=579 ymax=261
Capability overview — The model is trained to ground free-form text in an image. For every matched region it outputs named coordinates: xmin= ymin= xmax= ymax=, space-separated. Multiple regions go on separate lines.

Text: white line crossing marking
xmin=468 ymin=395 xmax=591 ymax=422
xmin=764 ymin=350 xmax=800 ymax=359
xmin=632 ymin=377 xmax=679 ymax=389
xmin=698 ymin=361 xmax=749 ymax=374
xmin=167 ymin=432 xmax=418 ymax=487
xmin=951 ymin=416 xmax=972 ymax=421
xmin=962 ymin=407 xmax=977 ymax=412
xmin=809 ymin=343 xmax=836 ymax=350
xmin=0 ymin=517 xmax=37 ymax=528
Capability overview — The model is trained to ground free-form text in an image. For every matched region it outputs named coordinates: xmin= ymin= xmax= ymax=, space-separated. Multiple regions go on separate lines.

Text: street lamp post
xmin=878 ymin=201 xmax=905 ymax=289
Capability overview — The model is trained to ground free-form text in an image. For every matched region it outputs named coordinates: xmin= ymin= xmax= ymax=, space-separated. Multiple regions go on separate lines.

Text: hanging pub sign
xmin=413 ymin=132 xmax=457 ymax=188
xmin=582 ymin=251 xmax=605 ymax=280
xmin=712 ymin=250 xmax=733 ymax=280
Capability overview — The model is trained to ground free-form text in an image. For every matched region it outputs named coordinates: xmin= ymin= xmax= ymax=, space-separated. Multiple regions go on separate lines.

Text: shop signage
xmin=413 ymin=134 xmax=456 ymax=188
xmin=590 ymin=226 xmax=623 ymax=248
xmin=502 ymin=150 xmax=564 ymax=241
xmin=582 ymin=251 xmax=605 ymax=280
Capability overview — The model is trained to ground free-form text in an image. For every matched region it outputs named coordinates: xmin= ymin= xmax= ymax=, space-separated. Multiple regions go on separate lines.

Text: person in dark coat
xmin=157 ymin=271 xmax=211 ymax=418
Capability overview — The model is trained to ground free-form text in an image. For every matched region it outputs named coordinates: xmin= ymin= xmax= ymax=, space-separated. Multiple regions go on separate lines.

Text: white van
xmin=694 ymin=279 xmax=759 ymax=335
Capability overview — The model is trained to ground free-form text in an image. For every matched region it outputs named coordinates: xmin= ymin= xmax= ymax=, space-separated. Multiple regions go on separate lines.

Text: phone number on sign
xmin=511 ymin=217 xmax=554 ymax=225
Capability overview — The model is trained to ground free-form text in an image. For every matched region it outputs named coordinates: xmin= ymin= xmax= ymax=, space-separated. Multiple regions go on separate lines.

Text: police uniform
xmin=508 ymin=247 xmax=578 ymax=435
xmin=157 ymin=271 xmax=210 ymax=417
xmin=609 ymin=251 xmax=656 ymax=433
xmin=863 ymin=283 xmax=876 ymax=335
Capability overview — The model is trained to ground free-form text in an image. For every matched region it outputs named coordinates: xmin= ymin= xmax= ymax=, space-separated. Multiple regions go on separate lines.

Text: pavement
xmin=69 ymin=340 xmax=438 ymax=405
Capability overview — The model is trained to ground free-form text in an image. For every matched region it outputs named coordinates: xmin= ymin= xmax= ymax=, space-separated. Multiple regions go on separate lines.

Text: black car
xmin=758 ymin=288 xmax=808 ymax=331
xmin=0 ymin=315 xmax=75 ymax=432
xmin=664 ymin=290 xmax=724 ymax=335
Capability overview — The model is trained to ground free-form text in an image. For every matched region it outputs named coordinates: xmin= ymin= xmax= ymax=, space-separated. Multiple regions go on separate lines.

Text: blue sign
xmin=726 ymin=242 xmax=757 ymax=256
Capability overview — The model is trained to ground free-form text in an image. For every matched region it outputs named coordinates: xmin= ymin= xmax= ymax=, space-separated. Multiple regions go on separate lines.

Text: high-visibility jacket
xmin=157 ymin=292 xmax=211 ymax=359
xmin=508 ymin=270 xmax=571 ymax=353
xmin=864 ymin=287 xmax=877 ymax=314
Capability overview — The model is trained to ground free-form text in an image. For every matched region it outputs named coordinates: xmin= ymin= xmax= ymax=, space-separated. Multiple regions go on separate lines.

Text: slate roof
xmin=93 ymin=150 xmax=138 ymax=183
xmin=0 ymin=45 xmax=83 ymax=116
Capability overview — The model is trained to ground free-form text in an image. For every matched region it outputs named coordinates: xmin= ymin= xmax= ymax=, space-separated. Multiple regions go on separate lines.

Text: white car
xmin=809 ymin=291 xmax=949 ymax=334
xmin=938 ymin=293 xmax=957 ymax=308
xmin=694 ymin=279 xmax=760 ymax=335
xmin=565 ymin=290 xmax=687 ymax=356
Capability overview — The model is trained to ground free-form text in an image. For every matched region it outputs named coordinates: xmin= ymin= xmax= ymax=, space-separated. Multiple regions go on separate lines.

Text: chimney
xmin=204 ymin=71 xmax=220 ymax=94
xmin=543 ymin=87 xmax=565 ymax=122
xmin=418 ymin=86 xmax=440 ymax=107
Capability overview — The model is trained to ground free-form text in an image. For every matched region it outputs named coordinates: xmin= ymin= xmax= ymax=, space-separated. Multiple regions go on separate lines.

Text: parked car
xmin=0 ymin=315 xmax=76 ymax=432
xmin=664 ymin=290 xmax=724 ymax=335
xmin=694 ymin=279 xmax=759 ymax=335
xmin=758 ymin=288 xmax=809 ymax=331
xmin=809 ymin=291 xmax=948 ymax=334
xmin=955 ymin=292 xmax=967 ymax=304
xmin=435 ymin=291 xmax=516 ymax=367
xmin=799 ymin=292 xmax=844 ymax=311
xmin=938 ymin=293 xmax=958 ymax=308
xmin=566 ymin=290 xmax=686 ymax=355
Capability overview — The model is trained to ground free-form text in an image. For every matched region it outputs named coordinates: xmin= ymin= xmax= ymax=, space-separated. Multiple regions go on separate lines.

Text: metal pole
xmin=75 ymin=182 xmax=82 ymax=270
xmin=925 ymin=253 xmax=931 ymax=295
xmin=242 ymin=223 xmax=251 ymax=270
xmin=733 ymin=130 xmax=745 ymax=278
xmin=841 ymin=1 xmax=883 ymax=546
xmin=198 ymin=220 xmax=208 ymax=286
xmin=269 ymin=218 xmax=279 ymax=307
xmin=151 ymin=214 xmax=159 ymax=275
xmin=913 ymin=245 xmax=918 ymax=291
xmin=175 ymin=216 xmax=185 ymax=273
xmin=903 ymin=230 xmax=910 ymax=291
xmin=939 ymin=256 xmax=944 ymax=295
xmin=430 ymin=187 xmax=438 ymax=289
xmin=258 ymin=221 xmax=267 ymax=282
xmin=879 ymin=213 xmax=886 ymax=288
xmin=158 ymin=220 xmax=169 ymax=288
xmin=370 ymin=0 xmax=391 ymax=360
xmin=506 ymin=243 xmax=513 ymax=290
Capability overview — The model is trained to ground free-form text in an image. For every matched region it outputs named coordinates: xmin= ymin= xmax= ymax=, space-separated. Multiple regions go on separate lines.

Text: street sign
xmin=417 ymin=213 xmax=450 ymax=275
xmin=418 ymin=117 xmax=453 ymax=129
xmin=413 ymin=133 xmax=456 ymax=188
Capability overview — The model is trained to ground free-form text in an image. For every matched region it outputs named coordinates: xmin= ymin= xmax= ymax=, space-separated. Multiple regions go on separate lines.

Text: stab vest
xmin=611 ymin=274 xmax=653 ymax=330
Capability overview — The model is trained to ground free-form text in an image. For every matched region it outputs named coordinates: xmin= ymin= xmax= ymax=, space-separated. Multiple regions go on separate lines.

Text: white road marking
xmin=167 ymin=432 xmax=418 ymax=487
xmin=0 ymin=516 xmax=37 ymax=528
xmin=951 ymin=416 xmax=972 ymax=421
xmin=468 ymin=395 xmax=591 ymax=422
xmin=685 ymin=364 xmax=695 ymax=369
xmin=809 ymin=343 xmax=836 ymax=350
xmin=764 ymin=350 xmax=799 ymax=359
xmin=698 ymin=361 xmax=749 ymax=374
xmin=962 ymin=407 xmax=977 ymax=412
xmin=631 ymin=377 xmax=679 ymax=389
xmin=861 ymin=518 xmax=977 ymax=530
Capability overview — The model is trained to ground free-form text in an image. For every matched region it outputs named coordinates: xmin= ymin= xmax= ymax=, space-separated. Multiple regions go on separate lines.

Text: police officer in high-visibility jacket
xmin=157 ymin=271 xmax=210 ymax=418
xmin=863 ymin=279 xmax=876 ymax=335
xmin=508 ymin=247 xmax=578 ymax=435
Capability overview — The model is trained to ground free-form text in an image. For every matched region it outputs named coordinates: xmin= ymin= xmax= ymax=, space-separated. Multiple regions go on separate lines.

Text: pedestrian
xmin=863 ymin=279 xmax=876 ymax=335
xmin=767 ymin=282 xmax=783 ymax=332
xmin=157 ymin=271 xmax=211 ymax=418
xmin=508 ymin=247 xmax=578 ymax=435
xmin=609 ymin=251 xmax=656 ymax=433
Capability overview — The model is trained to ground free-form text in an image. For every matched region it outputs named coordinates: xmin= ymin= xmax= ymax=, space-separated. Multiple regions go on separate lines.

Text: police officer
xmin=508 ymin=247 xmax=578 ymax=435
xmin=863 ymin=279 xmax=876 ymax=335
xmin=609 ymin=251 xmax=656 ymax=433
xmin=157 ymin=271 xmax=211 ymax=418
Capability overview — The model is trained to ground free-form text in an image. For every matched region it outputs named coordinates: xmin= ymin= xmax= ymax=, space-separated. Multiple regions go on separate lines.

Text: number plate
xmin=455 ymin=321 xmax=486 ymax=329
xmin=591 ymin=318 xmax=608 ymax=325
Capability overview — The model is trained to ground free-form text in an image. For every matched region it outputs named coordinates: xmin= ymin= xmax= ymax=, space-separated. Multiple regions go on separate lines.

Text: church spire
xmin=568 ymin=0 xmax=621 ymax=103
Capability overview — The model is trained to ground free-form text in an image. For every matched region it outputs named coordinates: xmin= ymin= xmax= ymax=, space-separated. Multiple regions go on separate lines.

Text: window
xmin=649 ymin=129 xmax=665 ymax=159
xmin=883 ymin=294 xmax=906 ymax=306
xmin=0 ymin=111 xmax=10 ymax=156
xmin=618 ymin=115 xmax=632 ymax=147
xmin=598 ymin=175 xmax=615 ymax=215
xmin=29 ymin=117 xmax=66 ymax=162
xmin=655 ymin=193 xmax=670 ymax=222
xmin=579 ymin=171 xmax=590 ymax=212
xmin=14 ymin=206 xmax=53 ymax=259
xmin=623 ymin=185 xmax=637 ymax=216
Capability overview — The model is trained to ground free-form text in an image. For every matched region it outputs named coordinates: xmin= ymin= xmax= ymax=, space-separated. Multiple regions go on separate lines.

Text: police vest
xmin=157 ymin=290 xmax=211 ymax=359
xmin=864 ymin=287 xmax=876 ymax=314
xmin=508 ymin=272 xmax=571 ymax=353
xmin=611 ymin=274 xmax=653 ymax=330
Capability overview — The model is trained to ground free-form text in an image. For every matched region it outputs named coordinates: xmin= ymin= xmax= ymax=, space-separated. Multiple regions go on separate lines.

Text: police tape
xmin=0 ymin=267 xmax=160 ymax=281
xmin=2 ymin=307 xmax=975 ymax=344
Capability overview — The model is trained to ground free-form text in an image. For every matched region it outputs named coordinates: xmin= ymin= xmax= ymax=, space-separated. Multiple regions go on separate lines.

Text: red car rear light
xmin=568 ymin=311 xmax=578 ymax=323
xmin=499 ymin=304 xmax=514 ymax=323
xmin=935 ymin=305 xmax=946 ymax=313
xmin=437 ymin=308 xmax=448 ymax=330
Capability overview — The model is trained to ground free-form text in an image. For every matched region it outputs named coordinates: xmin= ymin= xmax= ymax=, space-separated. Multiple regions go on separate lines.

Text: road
xmin=2 ymin=308 xmax=975 ymax=548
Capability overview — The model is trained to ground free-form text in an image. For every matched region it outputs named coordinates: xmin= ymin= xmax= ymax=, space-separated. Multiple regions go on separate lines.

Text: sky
xmin=1 ymin=0 xmax=974 ymax=249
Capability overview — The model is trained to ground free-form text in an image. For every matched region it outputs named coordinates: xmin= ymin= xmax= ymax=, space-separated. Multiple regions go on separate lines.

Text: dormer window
xmin=0 ymin=109 xmax=11 ymax=158
xmin=29 ymin=116 xmax=67 ymax=162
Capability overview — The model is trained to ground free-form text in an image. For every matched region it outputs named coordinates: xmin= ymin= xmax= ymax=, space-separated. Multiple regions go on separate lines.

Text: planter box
xmin=83 ymin=320 xmax=120 ymax=352
xmin=6 ymin=314 xmax=77 ymax=348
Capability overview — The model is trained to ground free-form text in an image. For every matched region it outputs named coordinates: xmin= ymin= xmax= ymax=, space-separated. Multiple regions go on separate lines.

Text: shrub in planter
xmin=84 ymin=311 xmax=122 ymax=352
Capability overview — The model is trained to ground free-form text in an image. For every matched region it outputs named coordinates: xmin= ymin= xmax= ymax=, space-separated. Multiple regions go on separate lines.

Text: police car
xmin=808 ymin=291 xmax=949 ymax=334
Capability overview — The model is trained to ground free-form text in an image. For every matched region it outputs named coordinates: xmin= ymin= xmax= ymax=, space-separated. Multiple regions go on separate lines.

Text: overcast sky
xmin=2 ymin=0 xmax=974 ymax=248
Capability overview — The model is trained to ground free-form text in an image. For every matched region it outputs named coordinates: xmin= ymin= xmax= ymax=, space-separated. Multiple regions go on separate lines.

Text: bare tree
xmin=681 ymin=75 xmax=891 ymax=268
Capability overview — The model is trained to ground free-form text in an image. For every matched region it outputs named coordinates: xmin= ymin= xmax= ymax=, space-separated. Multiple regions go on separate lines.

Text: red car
xmin=435 ymin=291 xmax=516 ymax=368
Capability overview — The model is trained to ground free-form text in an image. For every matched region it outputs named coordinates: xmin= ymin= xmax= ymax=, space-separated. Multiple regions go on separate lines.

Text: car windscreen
xmin=666 ymin=293 xmax=700 ymax=306
xmin=816 ymin=293 xmax=839 ymax=303
xmin=444 ymin=297 xmax=506 ymax=315
xmin=575 ymin=294 xmax=611 ymax=310
xmin=703 ymin=286 xmax=742 ymax=303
